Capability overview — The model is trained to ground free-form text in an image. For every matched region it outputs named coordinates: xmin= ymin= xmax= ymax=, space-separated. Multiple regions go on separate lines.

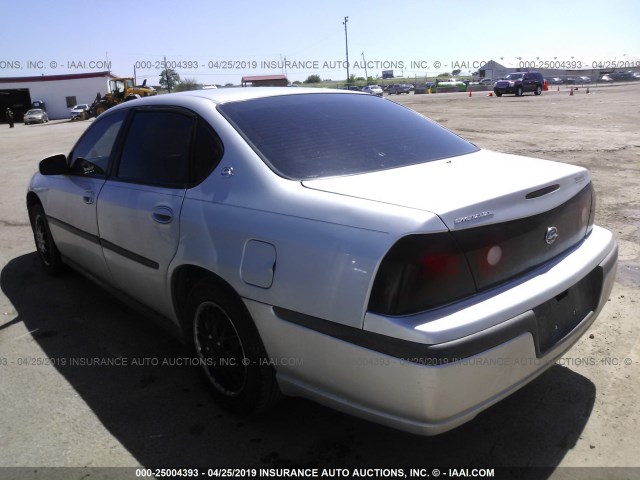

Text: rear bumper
xmin=247 ymin=226 xmax=617 ymax=435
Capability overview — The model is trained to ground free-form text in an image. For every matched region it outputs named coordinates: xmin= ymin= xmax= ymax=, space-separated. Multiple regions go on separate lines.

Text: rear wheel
xmin=516 ymin=86 xmax=523 ymax=97
xmin=30 ymin=204 xmax=64 ymax=275
xmin=186 ymin=278 xmax=281 ymax=414
xmin=535 ymin=85 xmax=542 ymax=95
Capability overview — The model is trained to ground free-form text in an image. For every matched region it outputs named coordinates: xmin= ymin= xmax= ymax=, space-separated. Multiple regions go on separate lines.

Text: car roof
xmin=102 ymin=87 xmax=369 ymax=119
xmin=135 ymin=87 xmax=358 ymax=106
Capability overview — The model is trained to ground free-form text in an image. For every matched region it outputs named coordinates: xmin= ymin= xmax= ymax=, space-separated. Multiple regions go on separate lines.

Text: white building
xmin=1 ymin=71 xmax=116 ymax=121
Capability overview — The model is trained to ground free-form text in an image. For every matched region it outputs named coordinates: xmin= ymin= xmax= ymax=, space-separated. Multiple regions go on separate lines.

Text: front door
xmin=43 ymin=109 xmax=128 ymax=281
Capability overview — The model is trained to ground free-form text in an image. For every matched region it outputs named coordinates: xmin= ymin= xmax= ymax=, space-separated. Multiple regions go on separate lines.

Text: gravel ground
xmin=0 ymin=84 xmax=638 ymax=479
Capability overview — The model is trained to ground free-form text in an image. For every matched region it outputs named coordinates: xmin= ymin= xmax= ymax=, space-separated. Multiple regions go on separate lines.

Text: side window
xmin=69 ymin=109 xmax=128 ymax=176
xmin=116 ymin=110 xmax=193 ymax=187
xmin=190 ymin=119 xmax=224 ymax=186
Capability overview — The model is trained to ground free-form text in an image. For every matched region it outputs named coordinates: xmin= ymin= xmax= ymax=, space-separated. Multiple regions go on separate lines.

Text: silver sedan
xmin=27 ymin=88 xmax=617 ymax=435
xmin=361 ymin=85 xmax=384 ymax=96
xmin=24 ymin=108 xmax=49 ymax=125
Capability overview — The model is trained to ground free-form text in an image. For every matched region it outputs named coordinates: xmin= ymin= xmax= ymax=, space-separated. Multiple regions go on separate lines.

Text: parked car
xmin=361 ymin=85 xmax=383 ymax=97
xmin=493 ymin=72 xmax=544 ymax=97
xmin=69 ymin=104 xmax=90 ymax=121
xmin=612 ymin=71 xmax=635 ymax=81
xmin=27 ymin=88 xmax=617 ymax=435
xmin=478 ymin=78 xmax=493 ymax=86
xmin=547 ymin=77 xmax=563 ymax=85
xmin=575 ymin=76 xmax=592 ymax=84
xmin=23 ymin=108 xmax=49 ymax=125
xmin=387 ymin=83 xmax=412 ymax=94
xmin=437 ymin=78 xmax=466 ymax=88
xmin=599 ymin=75 xmax=614 ymax=82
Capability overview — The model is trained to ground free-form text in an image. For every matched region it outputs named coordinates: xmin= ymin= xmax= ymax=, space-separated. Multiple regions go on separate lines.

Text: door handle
xmin=83 ymin=190 xmax=95 ymax=204
xmin=152 ymin=206 xmax=174 ymax=224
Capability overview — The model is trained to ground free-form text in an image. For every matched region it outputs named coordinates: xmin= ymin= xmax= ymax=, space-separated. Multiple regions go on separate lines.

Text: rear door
xmin=97 ymin=108 xmax=193 ymax=317
xmin=523 ymin=73 xmax=535 ymax=92
xmin=96 ymin=107 xmax=224 ymax=319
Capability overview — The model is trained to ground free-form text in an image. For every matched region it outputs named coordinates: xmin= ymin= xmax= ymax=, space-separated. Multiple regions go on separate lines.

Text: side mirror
xmin=39 ymin=154 xmax=69 ymax=175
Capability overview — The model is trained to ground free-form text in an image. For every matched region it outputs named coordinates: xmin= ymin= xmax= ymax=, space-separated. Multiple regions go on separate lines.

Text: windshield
xmin=218 ymin=93 xmax=478 ymax=180
xmin=506 ymin=73 xmax=524 ymax=80
xmin=26 ymin=109 xmax=42 ymax=115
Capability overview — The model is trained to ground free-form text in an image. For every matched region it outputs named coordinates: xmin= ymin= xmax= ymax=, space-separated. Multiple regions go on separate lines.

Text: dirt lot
xmin=0 ymin=85 xmax=639 ymax=479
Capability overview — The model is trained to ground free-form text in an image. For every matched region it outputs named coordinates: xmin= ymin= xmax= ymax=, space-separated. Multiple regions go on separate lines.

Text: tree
xmin=174 ymin=77 xmax=201 ymax=92
xmin=304 ymin=74 xmax=321 ymax=84
xmin=452 ymin=69 xmax=461 ymax=76
xmin=159 ymin=68 xmax=180 ymax=92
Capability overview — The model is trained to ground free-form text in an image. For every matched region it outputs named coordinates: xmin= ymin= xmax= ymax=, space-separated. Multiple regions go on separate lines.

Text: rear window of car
xmin=218 ymin=93 xmax=478 ymax=179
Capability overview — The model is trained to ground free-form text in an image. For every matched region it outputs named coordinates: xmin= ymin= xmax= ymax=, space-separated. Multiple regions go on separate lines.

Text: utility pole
xmin=343 ymin=16 xmax=350 ymax=85
xmin=164 ymin=56 xmax=171 ymax=93
xmin=362 ymin=51 xmax=368 ymax=82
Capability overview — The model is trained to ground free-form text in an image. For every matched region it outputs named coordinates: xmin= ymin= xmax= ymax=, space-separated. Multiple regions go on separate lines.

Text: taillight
xmin=368 ymin=233 xmax=476 ymax=315
xmin=369 ymin=184 xmax=594 ymax=317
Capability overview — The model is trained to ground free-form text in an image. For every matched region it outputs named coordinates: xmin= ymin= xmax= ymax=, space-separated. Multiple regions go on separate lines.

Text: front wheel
xmin=30 ymin=204 xmax=64 ymax=275
xmin=516 ymin=86 xmax=523 ymax=97
xmin=93 ymin=103 xmax=107 ymax=117
xmin=186 ymin=279 xmax=281 ymax=414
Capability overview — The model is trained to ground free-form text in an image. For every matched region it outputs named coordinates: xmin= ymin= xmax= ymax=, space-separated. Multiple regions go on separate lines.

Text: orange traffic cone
xmin=570 ymin=88 xmax=574 ymax=96
xmin=586 ymin=87 xmax=590 ymax=94
xmin=468 ymin=90 xmax=472 ymax=97
xmin=557 ymin=87 xmax=560 ymax=92
xmin=487 ymin=92 xmax=493 ymax=97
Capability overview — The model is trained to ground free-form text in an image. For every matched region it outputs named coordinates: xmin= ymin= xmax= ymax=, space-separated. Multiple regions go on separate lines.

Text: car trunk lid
xmin=304 ymin=150 xmax=594 ymax=293
xmin=302 ymin=150 xmax=590 ymax=231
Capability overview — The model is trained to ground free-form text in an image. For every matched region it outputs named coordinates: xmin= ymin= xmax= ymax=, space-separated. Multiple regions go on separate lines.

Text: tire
xmin=30 ymin=204 xmax=64 ymax=275
xmin=94 ymin=103 xmax=107 ymax=116
xmin=185 ymin=278 xmax=281 ymax=414
xmin=535 ymin=85 xmax=542 ymax=95
xmin=516 ymin=86 xmax=523 ymax=97
xmin=495 ymin=92 xmax=502 ymax=97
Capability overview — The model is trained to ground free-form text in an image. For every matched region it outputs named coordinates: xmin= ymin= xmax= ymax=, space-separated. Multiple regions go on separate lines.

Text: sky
xmin=2 ymin=0 xmax=639 ymax=85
